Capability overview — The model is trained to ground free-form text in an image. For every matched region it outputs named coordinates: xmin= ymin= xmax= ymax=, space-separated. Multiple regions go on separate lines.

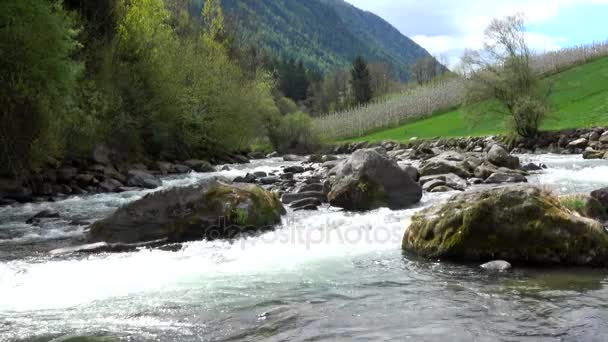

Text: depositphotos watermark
xmin=204 ymin=215 xmax=405 ymax=250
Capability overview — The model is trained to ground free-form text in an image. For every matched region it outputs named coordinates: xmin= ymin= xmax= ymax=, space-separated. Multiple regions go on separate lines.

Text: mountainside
xmin=214 ymin=0 xmax=434 ymax=80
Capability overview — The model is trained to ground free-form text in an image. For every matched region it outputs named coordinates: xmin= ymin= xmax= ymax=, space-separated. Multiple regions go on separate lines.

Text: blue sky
xmin=346 ymin=0 xmax=608 ymax=67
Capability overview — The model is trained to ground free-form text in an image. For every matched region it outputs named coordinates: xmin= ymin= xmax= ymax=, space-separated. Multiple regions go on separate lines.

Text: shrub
xmin=269 ymin=112 xmax=322 ymax=154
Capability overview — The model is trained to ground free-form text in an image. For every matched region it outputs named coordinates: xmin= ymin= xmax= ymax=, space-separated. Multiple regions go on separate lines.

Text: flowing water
xmin=1 ymin=155 xmax=608 ymax=341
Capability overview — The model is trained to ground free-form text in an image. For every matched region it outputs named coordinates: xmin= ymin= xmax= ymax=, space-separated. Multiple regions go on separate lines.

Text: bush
xmin=0 ymin=0 xmax=82 ymax=175
xmin=269 ymin=112 xmax=322 ymax=154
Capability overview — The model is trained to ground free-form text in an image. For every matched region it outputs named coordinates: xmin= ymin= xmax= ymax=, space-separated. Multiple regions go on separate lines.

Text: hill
xmin=342 ymin=56 xmax=608 ymax=142
xmin=201 ymin=0 xmax=434 ymax=80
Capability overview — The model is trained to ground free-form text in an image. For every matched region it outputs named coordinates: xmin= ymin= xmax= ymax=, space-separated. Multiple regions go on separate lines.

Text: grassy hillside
xmin=210 ymin=0 xmax=433 ymax=80
xmin=343 ymin=56 xmax=608 ymax=142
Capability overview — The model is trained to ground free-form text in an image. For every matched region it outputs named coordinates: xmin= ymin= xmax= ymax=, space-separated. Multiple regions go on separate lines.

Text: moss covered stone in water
xmin=402 ymin=185 xmax=608 ymax=266
xmin=88 ymin=177 xmax=286 ymax=244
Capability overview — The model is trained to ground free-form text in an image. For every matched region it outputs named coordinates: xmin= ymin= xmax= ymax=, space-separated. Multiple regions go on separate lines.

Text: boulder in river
xmin=88 ymin=177 xmax=286 ymax=244
xmin=126 ymin=170 xmax=161 ymax=189
xmin=487 ymin=145 xmax=520 ymax=169
xmin=402 ymin=185 xmax=608 ymax=266
xmin=327 ymin=148 xmax=422 ymax=211
xmin=419 ymin=151 xmax=473 ymax=179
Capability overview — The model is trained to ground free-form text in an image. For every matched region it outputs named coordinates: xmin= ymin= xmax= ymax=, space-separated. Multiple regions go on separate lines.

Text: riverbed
xmin=1 ymin=154 xmax=608 ymax=341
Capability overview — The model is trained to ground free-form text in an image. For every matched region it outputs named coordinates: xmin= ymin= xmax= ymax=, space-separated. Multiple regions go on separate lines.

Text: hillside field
xmin=341 ymin=57 xmax=608 ymax=143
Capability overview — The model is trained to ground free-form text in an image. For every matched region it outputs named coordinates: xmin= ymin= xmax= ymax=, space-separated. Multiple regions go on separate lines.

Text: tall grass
xmin=314 ymin=40 xmax=608 ymax=140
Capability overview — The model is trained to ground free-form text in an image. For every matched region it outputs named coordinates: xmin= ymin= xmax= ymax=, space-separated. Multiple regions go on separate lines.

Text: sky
xmin=345 ymin=0 xmax=608 ymax=68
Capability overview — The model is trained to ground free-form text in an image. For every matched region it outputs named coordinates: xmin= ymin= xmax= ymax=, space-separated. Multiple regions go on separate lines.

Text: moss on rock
xmin=403 ymin=185 xmax=608 ymax=266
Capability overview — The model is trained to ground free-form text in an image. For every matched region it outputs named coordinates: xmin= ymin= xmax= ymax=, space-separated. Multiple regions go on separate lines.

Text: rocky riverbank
xmin=0 ymin=146 xmax=259 ymax=206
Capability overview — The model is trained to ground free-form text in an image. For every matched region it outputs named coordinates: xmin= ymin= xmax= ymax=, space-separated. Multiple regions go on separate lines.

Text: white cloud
xmin=347 ymin=0 xmax=608 ymax=68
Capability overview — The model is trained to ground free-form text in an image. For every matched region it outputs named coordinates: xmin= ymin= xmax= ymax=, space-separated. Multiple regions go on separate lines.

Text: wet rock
xmin=259 ymin=176 xmax=280 ymax=185
xmin=403 ymin=185 xmax=608 ymax=266
xmin=253 ymin=171 xmax=268 ymax=178
xmin=481 ymin=260 xmax=512 ymax=271
xmin=156 ymin=161 xmax=174 ymax=175
xmin=328 ymin=148 xmax=422 ymax=211
xmin=168 ymin=164 xmax=189 ymax=174
xmin=591 ymin=188 xmax=608 ymax=214
xmin=600 ymin=131 xmax=608 ymax=144
xmin=99 ymin=179 xmax=123 ymax=193
xmin=283 ymin=165 xmax=305 ymax=174
xmin=267 ymin=151 xmax=280 ymax=158
xmin=58 ymin=168 xmax=78 ymax=183
xmin=126 ymin=170 xmax=161 ymax=189
xmin=184 ymin=159 xmax=215 ymax=173
xmin=487 ymin=145 xmax=520 ymax=169
xmin=522 ymin=163 xmax=543 ymax=171
xmin=234 ymin=173 xmax=257 ymax=183
xmin=422 ymin=179 xmax=446 ymax=192
xmin=297 ymin=183 xmax=324 ymax=193
xmin=430 ymin=185 xmax=456 ymax=193
xmin=322 ymin=160 xmax=340 ymax=169
xmin=282 ymin=191 xmax=326 ymax=204
xmin=568 ymin=138 xmax=588 ymax=149
xmin=399 ymin=163 xmax=419 ymax=182
xmin=419 ymin=152 xmax=472 ymax=179
xmin=221 ymin=165 xmax=231 ymax=171
xmin=248 ymin=151 xmax=265 ymax=160
xmin=290 ymin=197 xmax=322 ymax=210
xmin=88 ymin=178 xmax=286 ymax=244
xmin=583 ymin=150 xmax=605 ymax=160
xmin=420 ymin=173 xmax=467 ymax=191
xmin=26 ymin=210 xmax=60 ymax=224
xmin=484 ymin=172 xmax=527 ymax=184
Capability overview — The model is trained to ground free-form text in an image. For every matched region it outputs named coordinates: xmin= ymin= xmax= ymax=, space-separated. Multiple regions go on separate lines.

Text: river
xmin=1 ymin=155 xmax=608 ymax=341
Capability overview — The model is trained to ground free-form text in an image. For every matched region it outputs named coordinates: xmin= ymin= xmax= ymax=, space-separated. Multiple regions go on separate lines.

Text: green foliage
xmin=350 ymin=56 xmax=373 ymax=105
xmin=213 ymin=0 xmax=432 ymax=81
xmin=0 ymin=0 xmax=82 ymax=175
xmin=268 ymin=112 xmax=322 ymax=154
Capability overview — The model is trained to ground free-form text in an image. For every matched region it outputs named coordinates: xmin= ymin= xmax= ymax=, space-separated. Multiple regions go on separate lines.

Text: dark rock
xmin=294 ymin=204 xmax=319 ymax=211
xmin=297 ymin=183 xmax=324 ymax=193
xmin=26 ymin=210 xmax=60 ymax=224
xmin=522 ymin=163 xmax=543 ymax=171
xmin=484 ymin=173 xmax=527 ymax=184
xmin=99 ymin=179 xmax=124 ymax=193
xmin=403 ymin=185 xmax=608 ymax=266
xmin=88 ymin=178 xmax=286 ymax=244
xmin=422 ymin=179 xmax=446 ymax=192
xmin=280 ymin=172 xmax=294 ymax=180
xmin=75 ymin=174 xmax=96 ymax=186
xmin=583 ymin=150 xmax=605 ymax=160
xmin=430 ymin=185 xmax=456 ymax=193
xmin=171 ymin=164 xmax=191 ymax=174
xmin=568 ymin=138 xmax=588 ymax=149
xmin=58 ymin=168 xmax=78 ymax=183
xmin=156 ymin=161 xmax=173 ymax=175
xmin=126 ymin=170 xmax=161 ymax=189
xmin=231 ymin=154 xmax=250 ymax=164
xmin=600 ymin=131 xmax=608 ymax=144
xmin=591 ymin=188 xmax=608 ymax=212
xmin=233 ymin=173 xmax=257 ymax=183
xmin=253 ymin=171 xmax=268 ymax=178
xmin=259 ymin=176 xmax=280 ymax=185
xmin=282 ymin=191 xmax=326 ymax=204
xmin=283 ymin=165 xmax=305 ymax=174
xmin=221 ymin=165 xmax=231 ymax=171
xmin=307 ymin=155 xmax=323 ymax=163
xmin=184 ymin=159 xmax=215 ymax=173
xmin=399 ymin=163 xmax=419 ymax=182
xmin=290 ymin=197 xmax=322 ymax=210
xmin=487 ymin=145 xmax=520 ymax=169
xmin=328 ymin=149 xmax=422 ymax=210
xmin=248 ymin=151 xmax=265 ymax=160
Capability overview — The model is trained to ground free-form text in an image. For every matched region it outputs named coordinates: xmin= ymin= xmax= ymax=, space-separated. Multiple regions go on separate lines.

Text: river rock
xmin=600 ymin=131 xmax=608 ymax=144
xmin=282 ymin=191 xmax=325 ymax=204
xmin=290 ymin=197 xmax=322 ymax=210
xmin=248 ymin=151 xmax=265 ymax=160
xmin=419 ymin=152 xmax=472 ymax=179
xmin=327 ymin=148 xmax=422 ymax=211
xmin=568 ymin=138 xmax=588 ymax=149
xmin=88 ymin=178 xmax=286 ymax=244
xmin=184 ymin=159 xmax=215 ymax=173
xmin=481 ymin=260 xmax=512 ymax=271
xmin=98 ymin=178 xmax=123 ymax=192
xmin=430 ymin=185 xmax=456 ymax=193
xmin=234 ymin=173 xmax=257 ymax=183
xmin=283 ymin=154 xmax=305 ymax=162
xmin=26 ymin=210 xmax=60 ymax=224
xmin=297 ymin=183 xmax=324 ymax=193
xmin=284 ymin=165 xmax=305 ymax=174
xmin=402 ymin=185 xmax=608 ymax=266
xmin=126 ymin=170 xmax=161 ymax=189
xmin=487 ymin=145 xmax=520 ymax=169
xmin=484 ymin=172 xmax=527 ymax=184
xmin=0 ymin=178 xmax=32 ymax=203
xmin=591 ymin=188 xmax=608 ymax=215
xmin=259 ymin=176 xmax=280 ymax=185
xmin=422 ymin=179 xmax=446 ymax=192
xmin=583 ymin=150 xmax=605 ymax=160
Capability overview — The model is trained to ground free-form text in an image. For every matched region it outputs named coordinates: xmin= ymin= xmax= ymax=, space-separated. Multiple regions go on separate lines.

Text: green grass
xmin=343 ymin=57 xmax=608 ymax=143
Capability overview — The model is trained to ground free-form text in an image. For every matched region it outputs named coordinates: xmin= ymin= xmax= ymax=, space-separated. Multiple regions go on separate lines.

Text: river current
xmin=1 ymin=155 xmax=608 ymax=341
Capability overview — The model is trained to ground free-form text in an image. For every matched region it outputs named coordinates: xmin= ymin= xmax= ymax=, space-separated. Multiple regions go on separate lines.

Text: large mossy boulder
xmin=402 ymin=185 xmax=608 ymax=266
xmin=327 ymin=148 xmax=422 ymax=211
xmin=88 ymin=177 xmax=286 ymax=244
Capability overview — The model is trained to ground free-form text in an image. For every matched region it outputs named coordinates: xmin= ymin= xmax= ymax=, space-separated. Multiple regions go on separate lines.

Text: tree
xmin=350 ymin=56 xmax=372 ymax=105
xmin=461 ymin=14 xmax=550 ymax=138
xmin=410 ymin=56 xmax=440 ymax=85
